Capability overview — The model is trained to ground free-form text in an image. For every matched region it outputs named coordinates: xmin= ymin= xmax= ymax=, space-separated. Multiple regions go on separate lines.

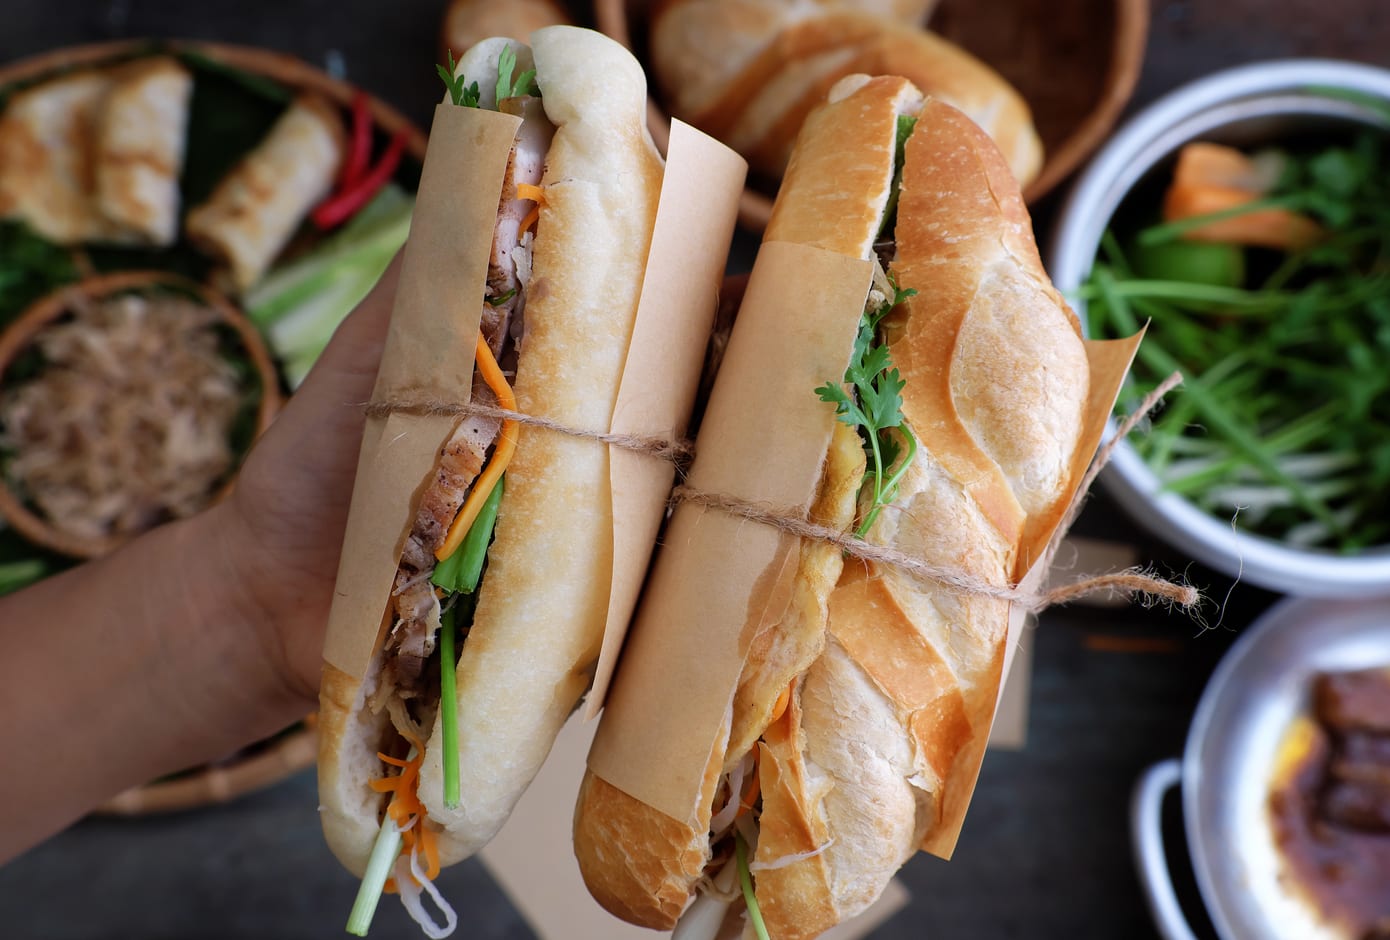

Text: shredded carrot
xmin=770 ymin=681 xmax=794 ymax=723
xmin=515 ymin=183 xmax=546 ymax=205
xmin=436 ymin=332 xmax=518 ymax=561
xmin=738 ymin=759 xmax=762 ymax=818
xmin=374 ymin=733 xmax=439 ymax=894
xmin=516 ymin=183 xmax=545 ymax=233
xmin=732 ymin=680 xmax=796 ymax=820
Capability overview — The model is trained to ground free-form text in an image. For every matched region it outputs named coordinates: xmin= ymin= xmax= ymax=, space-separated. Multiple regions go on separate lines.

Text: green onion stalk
xmin=345 ymin=751 xmax=414 ymax=936
xmin=432 ymin=475 xmax=506 ymax=809
xmin=736 ymin=833 xmax=771 ymax=940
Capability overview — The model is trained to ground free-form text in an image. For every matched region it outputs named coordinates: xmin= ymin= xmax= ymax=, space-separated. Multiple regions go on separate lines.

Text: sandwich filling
xmin=349 ymin=48 xmax=553 ymax=940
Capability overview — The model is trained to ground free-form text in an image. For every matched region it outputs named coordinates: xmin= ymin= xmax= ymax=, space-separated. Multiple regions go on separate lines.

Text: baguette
xmin=318 ymin=26 xmax=668 ymax=933
xmin=575 ymin=75 xmax=1088 ymax=938
xmin=650 ymin=1 xmax=1040 ymax=185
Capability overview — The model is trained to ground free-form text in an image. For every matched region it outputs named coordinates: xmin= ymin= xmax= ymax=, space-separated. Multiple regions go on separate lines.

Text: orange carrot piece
xmin=1164 ymin=182 xmax=1323 ymax=250
xmin=436 ymin=332 xmax=518 ymax=561
xmin=1172 ymin=141 xmax=1271 ymax=193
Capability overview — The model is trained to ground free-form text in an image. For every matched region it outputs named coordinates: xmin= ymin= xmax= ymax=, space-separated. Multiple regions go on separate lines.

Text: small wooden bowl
xmin=596 ymin=0 xmax=1149 ymax=230
xmin=0 ymin=271 xmax=283 ymax=558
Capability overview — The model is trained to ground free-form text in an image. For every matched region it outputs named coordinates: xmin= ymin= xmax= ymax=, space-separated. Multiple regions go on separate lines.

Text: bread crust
xmin=317 ymin=661 xmax=396 ymax=878
xmin=572 ymin=711 xmax=731 ymax=929
xmin=650 ymin=2 xmax=1041 ymax=185
xmin=318 ymin=25 xmax=665 ymax=873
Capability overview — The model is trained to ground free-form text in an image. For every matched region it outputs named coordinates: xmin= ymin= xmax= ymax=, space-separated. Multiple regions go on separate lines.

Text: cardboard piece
xmin=987 ymin=627 xmax=1033 ymax=750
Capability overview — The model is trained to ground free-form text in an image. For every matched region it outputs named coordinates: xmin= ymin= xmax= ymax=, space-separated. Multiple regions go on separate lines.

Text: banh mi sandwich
xmin=574 ymin=77 xmax=1091 ymax=938
xmin=186 ymin=94 xmax=345 ymax=292
xmin=318 ymin=26 xmax=680 ymax=937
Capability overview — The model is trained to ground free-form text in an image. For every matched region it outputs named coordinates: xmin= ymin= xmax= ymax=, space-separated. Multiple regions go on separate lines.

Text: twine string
xmin=362 ymin=397 xmax=695 ymax=464
xmin=365 ymin=370 xmax=1198 ymax=613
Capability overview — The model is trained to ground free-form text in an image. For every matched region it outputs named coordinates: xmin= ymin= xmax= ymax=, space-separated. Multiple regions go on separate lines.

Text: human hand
xmin=218 ymin=255 xmax=402 ymax=707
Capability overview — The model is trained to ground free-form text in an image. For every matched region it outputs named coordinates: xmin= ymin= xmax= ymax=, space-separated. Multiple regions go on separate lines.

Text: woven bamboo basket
xmin=595 ymin=0 xmax=1149 ymax=230
xmin=0 ymin=40 xmax=426 ymax=815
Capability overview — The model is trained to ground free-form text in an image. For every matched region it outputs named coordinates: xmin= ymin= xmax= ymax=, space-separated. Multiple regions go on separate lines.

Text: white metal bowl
xmin=1049 ymin=60 xmax=1390 ymax=597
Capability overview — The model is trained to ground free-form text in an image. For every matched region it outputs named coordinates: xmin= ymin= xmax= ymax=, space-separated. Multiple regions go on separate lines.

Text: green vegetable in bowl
xmin=245 ymin=183 xmax=413 ymax=386
xmin=1083 ymin=128 xmax=1390 ymax=552
xmin=1131 ymin=238 xmax=1245 ymax=289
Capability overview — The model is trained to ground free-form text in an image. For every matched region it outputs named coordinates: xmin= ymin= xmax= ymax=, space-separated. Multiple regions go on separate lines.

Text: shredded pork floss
xmin=0 ymin=293 xmax=250 ymax=540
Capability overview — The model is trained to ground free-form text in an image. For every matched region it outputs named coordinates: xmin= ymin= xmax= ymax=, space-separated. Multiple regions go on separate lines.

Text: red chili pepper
xmin=339 ymin=90 xmax=373 ymax=189
xmin=312 ymin=129 xmax=408 ymax=230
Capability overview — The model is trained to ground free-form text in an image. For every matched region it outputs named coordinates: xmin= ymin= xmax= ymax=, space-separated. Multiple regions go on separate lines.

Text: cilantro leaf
xmin=496 ymin=45 xmax=539 ymax=102
xmin=437 ymin=51 xmax=476 ymax=108
xmin=816 ymin=274 xmax=919 ymax=536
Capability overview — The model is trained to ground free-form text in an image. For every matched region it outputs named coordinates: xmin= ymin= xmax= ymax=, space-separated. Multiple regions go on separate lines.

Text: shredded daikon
xmin=394 ymin=848 xmax=457 ymax=939
xmin=733 ymin=812 xmax=760 ymax=851
xmin=675 ymin=856 xmax=740 ymax=940
xmin=748 ymin=838 xmax=835 ymax=871
xmin=710 ymin=751 xmax=754 ymax=837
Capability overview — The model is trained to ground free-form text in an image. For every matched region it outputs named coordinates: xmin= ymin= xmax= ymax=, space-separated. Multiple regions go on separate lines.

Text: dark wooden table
xmin=0 ymin=1 xmax=1383 ymax=938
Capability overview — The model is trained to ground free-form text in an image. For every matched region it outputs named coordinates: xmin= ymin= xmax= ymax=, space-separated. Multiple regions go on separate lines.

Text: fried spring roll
xmin=0 ymin=71 xmax=114 ymax=244
xmin=186 ymin=94 xmax=345 ymax=291
xmin=96 ymin=57 xmax=193 ymax=246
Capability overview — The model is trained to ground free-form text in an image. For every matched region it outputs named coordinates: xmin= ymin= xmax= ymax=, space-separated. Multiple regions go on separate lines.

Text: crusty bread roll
xmin=318 ymin=24 xmax=664 ymax=877
xmin=649 ymin=0 xmax=1040 ymax=185
xmin=574 ymin=77 xmax=1088 ymax=938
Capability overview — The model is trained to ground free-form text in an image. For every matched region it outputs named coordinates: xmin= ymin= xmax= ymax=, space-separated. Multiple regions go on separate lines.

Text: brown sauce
xmin=1269 ymin=669 xmax=1390 ymax=940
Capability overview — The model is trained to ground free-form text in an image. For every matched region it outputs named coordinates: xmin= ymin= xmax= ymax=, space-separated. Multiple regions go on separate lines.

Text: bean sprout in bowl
xmin=1049 ymin=60 xmax=1390 ymax=596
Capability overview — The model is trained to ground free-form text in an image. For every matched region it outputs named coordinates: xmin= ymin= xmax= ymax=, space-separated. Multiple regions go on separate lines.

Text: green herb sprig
xmin=436 ymin=50 xmax=481 ymax=109
xmin=495 ymin=45 xmax=537 ymax=102
xmin=816 ymin=276 xmax=919 ymax=537
xmin=1084 ymin=129 xmax=1390 ymax=550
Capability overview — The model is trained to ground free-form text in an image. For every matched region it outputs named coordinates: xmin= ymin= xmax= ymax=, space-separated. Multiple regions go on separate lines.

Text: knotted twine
xmin=365 ymin=371 xmax=1198 ymax=614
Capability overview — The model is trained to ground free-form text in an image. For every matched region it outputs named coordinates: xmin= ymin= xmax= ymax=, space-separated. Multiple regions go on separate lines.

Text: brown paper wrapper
xmin=323 ymin=103 xmax=518 ymax=679
xmin=590 ymin=241 xmax=873 ymax=825
xmin=321 ymin=107 xmax=747 ymax=690
xmin=587 ymin=119 xmax=748 ymax=716
xmin=588 ymin=241 xmax=1142 ymax=843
